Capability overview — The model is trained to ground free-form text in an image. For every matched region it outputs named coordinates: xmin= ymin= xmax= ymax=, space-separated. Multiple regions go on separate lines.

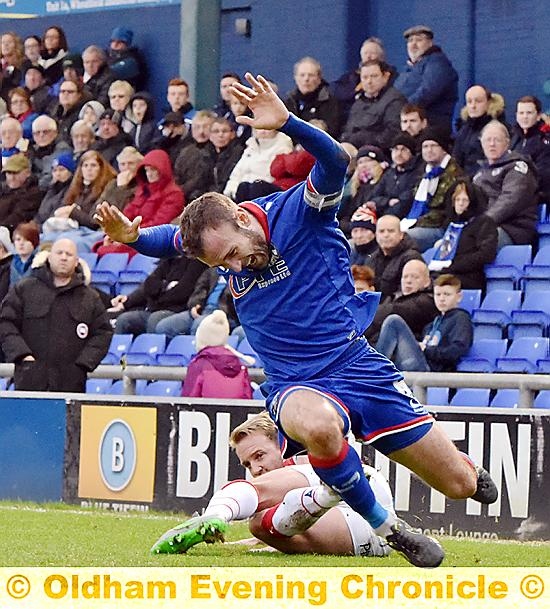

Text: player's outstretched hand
xmin=232 ymin=73 xmax=290 ymax=131
xmin=93 ymin=201 xmax=141 ymax=244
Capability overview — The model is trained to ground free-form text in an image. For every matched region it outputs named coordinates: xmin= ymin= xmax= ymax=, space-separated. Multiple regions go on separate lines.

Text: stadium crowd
xmin=0 ymin=23 xmax=548 ymax=391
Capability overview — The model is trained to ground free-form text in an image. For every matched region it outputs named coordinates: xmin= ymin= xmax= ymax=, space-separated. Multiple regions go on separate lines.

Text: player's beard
xmin=239 ymin=226 xmax=271 ymax=271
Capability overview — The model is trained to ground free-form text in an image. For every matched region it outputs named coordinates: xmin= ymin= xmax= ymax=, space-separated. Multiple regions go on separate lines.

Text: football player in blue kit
xmin=95 ymin=73 xmax=497 ymax=568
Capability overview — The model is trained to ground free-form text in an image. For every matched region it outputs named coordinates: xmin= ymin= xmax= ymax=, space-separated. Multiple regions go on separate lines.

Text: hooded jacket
xmin=510 ymin=120 xmax=550 ymax=200
xmin=128 ymin=92 xmax=158 ymax=153
xmin=422 ymin=307 xmax=473 ymax=372
xmin=123 ymin=149 xmax=185 ymax=227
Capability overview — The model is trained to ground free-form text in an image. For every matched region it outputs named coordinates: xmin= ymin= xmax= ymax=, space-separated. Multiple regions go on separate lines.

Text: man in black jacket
xmin=0 ymin=238 xmax=112 ymax=392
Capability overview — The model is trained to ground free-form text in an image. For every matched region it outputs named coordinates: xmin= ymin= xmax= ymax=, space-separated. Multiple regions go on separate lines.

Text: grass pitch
xmin=1 ymin=502 xmax=549 ymax=568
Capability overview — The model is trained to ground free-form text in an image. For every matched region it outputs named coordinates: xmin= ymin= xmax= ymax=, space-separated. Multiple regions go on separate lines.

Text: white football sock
xmin=203 ymin=480 xmax=259 ymax=522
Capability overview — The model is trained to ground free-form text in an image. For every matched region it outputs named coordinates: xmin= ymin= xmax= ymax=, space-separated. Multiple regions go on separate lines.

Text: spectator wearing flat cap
xmin=348 ymin=205 xmax=378 ymax=265
xmin=106 ymin=26 xmax=147 ymax=91
xmin=402 ymin=127 xmax=464 ymax=251
xmin=338 ymin=144 xmax=388 ymax=236
xmin=369 ymin=132 xmax=424 ymax=218
xmin=91 ymin=108 xmax=131 ymax=169
xmin=394 ymin=25 xmax=458 ymax=133
xmin=0 ymin=154 xmax=42 ymax=232
xmin=23 ymin=64 xmax=55 ymax=114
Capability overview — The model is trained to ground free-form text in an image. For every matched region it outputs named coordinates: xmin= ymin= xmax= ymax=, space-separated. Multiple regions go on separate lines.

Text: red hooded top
xmin=123 ymin=149 xmax=185 ymax=227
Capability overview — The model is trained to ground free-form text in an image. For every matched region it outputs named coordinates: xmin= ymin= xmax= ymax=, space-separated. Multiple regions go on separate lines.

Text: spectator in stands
xmin=70 ymin=119 xmax=95 ymax=162
xmin=106 ymin=26 xmax=146 ymax=90
xmin=284 ymin=57 xmax=341 ymax=137
xmin=351 ymin=263 xmax=376 ymax=293
xmin=365 ymin=258 xmax=437 ymax=343
xmin=92 ymin=108 xmax=131 ymax=169
xmin=364 ymin=214 xmax=422 ymax=299
xmin=22 ymin=35 xmax=41 ymax=68
xmin=213 ymin=72 xmax=241 ymax=119
xmin=208 ymin=117 xmax=245 ymax=193
xmin=224 ymin=126 xmax=293 ymax=201
xmin=511 ymin=95 xmax=550 ymax=200
xmin=341 ymin=60 xmax=406 ymax=150
xmin=376 ymin=273 xmax=472 ymax=372
xmin=10 ymin=221 xmax=40 ymax=285
xmin=229 ymin=93 xmax=252 ymax=144
xmin=30 ymin=115 xmax=70 ymax=190
xmin=109 ymin=253 xmax=206 ymax=335
xmin=1 ymin=116 xmax=27 ymax=160
xmin=369 ymin=132 xmax=423 ymax=218
xmin=39 ymin=26 xmax=68 ymax=86
xmin=127 ymin=92 xmax=156 ymax=153
xmin=95 ymin=146 xmax=143 ymax=216
xmin=331 ymin=36 xmax=389 ymax=122
xmin=0 ymin=226 xmax=13 ymax=303
xmin=33 ymin=152 xmax=76 ymax=229
xmin=23 ymin=64 xmax=54 ymax=114
xmin=453 ymin=85 xmax=505 ymax=177
xmin=0 ymin=154 xmax=42 ymax=232
xmin=0 ymin=237 xmax=112 ymax=392
xmin=79 ymin=99 xmax=105 ymax=132
xmin=7 ymin=87 xmax=38 ymax=141
xmin=1 ymin=32 xmax=24 ymax=102
xmin=61 ymin=53 xmax=84 ymax=87
xmin=53 ymin=80 xmax=89 ymax=144
xmin=82 ymin=46 xmax=115 ymax=107
xmin=270 ymin=135 xmax=315 ymax=191
xmin=107 ymin=80 xmax=134 ymax=133
xmin=400 ymin=103 xmax=428 ymax=141
xmin=348 ymin=206 xmax=378 ymax=265
xmin=338 ymin=144 xmax=387 ymax=235
xmin=394 ymin=25 xmax=458 ymax=132
xmin=428 ymin=178 xmax=497 ymax=290
xmin=182 ymin=310 xmax=253 ymax=399
xmin=155 ymin=111 xmax=189 ymax=165
xmin=473 ymin=120 xmax=538 ymax=248
xmin=165 ymin=77 xmax=196 ymax=125
xmin=403 ymin=127 xmax=464 ymax=251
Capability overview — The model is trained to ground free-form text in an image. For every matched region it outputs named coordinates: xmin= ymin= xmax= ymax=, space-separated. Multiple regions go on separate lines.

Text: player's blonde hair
xmin=229 ymin=412 xmax=277 ymax=449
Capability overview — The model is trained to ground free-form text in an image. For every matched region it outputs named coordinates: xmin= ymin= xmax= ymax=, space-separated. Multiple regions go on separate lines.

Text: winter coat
xmin=349 ymin=239 xmax=378 ymax=266
xmin=510 ymin=120 xmax=550 ymax=200
xmin=0 ymin=177 xmax=43 ymax=232
xmin=223 ymin=132 xmax=293 ymax=199
xmin=52 ymin=97 xmax=89 ymax=144
xmin=28 ymin=84 xmax=56 ymax=115
xmin=91 ymin=131 xmax=131 ymax=169
xmin=30 ymin=139 xmax=72 ymax=191
xmin=423 ymin=308 xmax=473 ymax=372
xmin=394 ymin=45 xmax=458 ymax=130
xmin=94 ymin=177 xmax=137 ymax=215
xmin=285 ymin=81 xmax=341 ymax=138
xmin=106 ymin=46 xmax=147 ymax=90
xmin=187 ymin=267 xmax=238 ymax=325
xmin=33 ymin=180 xmax=71 ymax=228
xmin=83 ymin=64 xmax=116 ymax=107
xmin=38 ymin=48 xmax=67 ymax=85
xmin=0 ymin=254 xmax=12 ymax=303
xmin=0 ymin=262 xmax=112 ymax=391
xmin=68 ymin=184 xmax=104 ymax=229
xmin=270 ymin=148 xmax=315 ymax=191
xmin=123 ymin=149 xmax=185 ymax=227
xmin=473 ymin=151 xmax=538 ymax=245
xmin=174 ymin=140 xmax=216 ymax=202
xmin=210 ymin=139 xmax=246 ymax=193
xmin=341 ymin=85 xmax=406 ymax=150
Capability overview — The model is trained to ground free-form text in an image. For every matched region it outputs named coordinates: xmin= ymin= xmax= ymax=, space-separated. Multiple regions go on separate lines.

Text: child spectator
xmin=10 ymin=221 xmax=40 ymax=285
xmin=351 ymin=264 xmax=375 ymax=293
xmin=348 ymin=205 xmax=378 ymax=265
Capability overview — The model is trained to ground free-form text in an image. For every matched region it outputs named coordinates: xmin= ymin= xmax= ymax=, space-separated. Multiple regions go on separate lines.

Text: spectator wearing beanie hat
xmin=402 ymin=126 xmax=464 ymax=251
xmin=10 ymin=221 xmax=40 ymax=285
xmin=349 ymin=205 xmax=378 ymax=265
xmin=34 ymin=151 xmax=77 ymax=230
xmin=107 ymin=26 xmax=147 ymax=90
xmin=370 ymin=131 xmax=424 ymax=219
xmin=338 ymin=144 xmax=388 ymax=236
xmin=182 ymin=310 xmax=253 ymax=399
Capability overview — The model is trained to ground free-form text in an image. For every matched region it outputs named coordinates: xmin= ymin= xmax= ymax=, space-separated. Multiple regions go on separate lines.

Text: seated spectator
xmin=453 ymin=85 xmax=506 ymax=176
xmin=30 ymin=115 xmax=70 ymax=191
xmin=394 ymin=25 xmax=458 ymax=132
xmin=369 ymin=132 xmax=423 ymax=218
xmin=284 ymin=57 xmax=341 ymax=138
xmin=365 ymin=258 xmax=438 ymax=343
xmin=338 ymin=145 xmax=387 ymax=235
xmin=351 ymin=264 xmax=376 ymax=293
xmin=213 ymin=72 xmax=241 ymax=119
xmin=91 ymin=108 xmax=131 ymax=169
xmin=376 ymin=274 xmax=472 ymax=372
xmin=106 ymin=26 xmax=146 ymax=90
xmin=403 ymin=127 xmax=464 ymax=251
xmin=428 ymin=178 xmax=497 ymax=290
xmin=70 ymin=119 xmax=95 ymax=161
xmin=7 ymin=87 xmax=38 ymax=141
xmin=182 ymin=310 xmax=253 ymax=399
xmin=164 ymin=77 xmax=196 ymax=125
xmin=127 ymin=92 xmax=156 ymax=153
xmin=38 ymin=26 xmax=68 ymax=86
xmin=224 ymin=127 xmax=293 ymax=201
xmin=348 ymin=206 xmax=378 ymax=265
xmin=95 ymin=146 xmax=143 ymax=215
xmin=511 ymin=95 xmax=550 ymax=200
xmin=34 ymin=152 xmax=76 ymax=229
xmin=154 ymin=111 xmax=189 ymax=165
xmin=82 ymin=46 xmax=115 ymax=107
xmin=23 ymin=64 xmax=55 ymax=114
xmin=79 ymin=99 xmax=106 ymax=132
xmin=341 ymin=60 xmax=406 ymax=150
xmin=1 ymin=32 xmax=24 ymax=102
xmin=229 ymin=93 xmax=252 ymax=145
xmin=109 ymin=254 xmax=206 ymax=335
xmin=107 ymin=80 xmax=134 ymax=133
xmin=60 ymin=53 xmax=84 ymax=89
xmin=1 ymin=116 xmax=28 ymax=160
xmin=364 ymin=214 xmax=422 ymax=299
xmin=53 ymin=80 xmax=90 ymax=144
xmin=270 ymin=138 xmax=315 ymax=191
xmin=473 ymin=120 xmax=538 ymax=248
xmin=0 ymin=226 xmax=13 ymax=304
xmin=22 ymin=35 xmax=42 ymax=69
xmin=0 ymin=155 xmax=42 ymax=232
xmin=400 ymin=103 xmax=428 ymax=142
xmin=207 ymin=117 xmax=245 ymax=193
xmin=10 ymin=221 xmax=40 ymax=285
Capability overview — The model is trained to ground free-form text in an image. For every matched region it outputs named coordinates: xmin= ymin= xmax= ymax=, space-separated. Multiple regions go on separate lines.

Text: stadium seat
xmin=125 ymin=333 xmax=167 ymax=365
xmin=107 ymin=379 xmax=147 ymax=395
xmin=537 ymin=223 xmax=550 ymax=250
xmin=116 ymin=254 xmax=158 ymax=292
xmin=141 ymin=380 xmax=182 ymax=397
xmin=79 ymin=252 xmax=98 ymax=270
xmin=426 ymin=387 xmax=449 ymax=405
xmin=495 ymin=337 xmax=550 ymax=374
xmin=252 ymin=385 xmax=265 ymax=400
xmin=536 ymin=358 xmax=550 ymax=373
xmin=457 ymin=338 xmax=508 ymax=372
xmin=484 ymin=245 xmax=532 ymax=291
xmin=490 ymin=389 xmax=520 ymax=408
xmin=0 ymin=377 xmax=8 ymax=391
xmin=101 ymin=333 xmax=133 ymax=365
xmin=86 ymin=378 xmax=113 ymax=394
xmin=471 ymin=290 xmax=522 ymax=340
xmin=460 ymin=289 xmax=482 ymax=315
xmin=422 ymin=247 xmax=436 ymax=264
xmin=450 ymin=388 xmax=490 ymax=407
xmin=534 ymin=390 xmax=550 ymax=409
xmin=509 ymin=291 xmax=550 ymax=339
xmin=238 ymin=338 xmax=262 ymax=367
xmin=91 ymin=253 xmax=129 ymax=295
xmin=156 ymin=335 xmax=196 ymax=366
xmin=521 ymin=245 xmax=550 ymax=296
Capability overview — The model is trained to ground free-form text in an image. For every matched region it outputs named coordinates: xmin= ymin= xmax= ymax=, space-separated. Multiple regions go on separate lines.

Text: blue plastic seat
xmin=107 ymin=379 xmax=147 ymax=394
xmin=471 ymin=290 xmax=522 ymax=339
xmin=460 ymin=289 xmax=482 ymax=315
xmin=490 ymin=389 xmax=520 ymax=408
xmin=91 ymin=253 xmax=129 ymax=295
xmin=426 ymin=387 xmax=449 ymax=406
xmin=101 ymin=333 xmax=133 ymax=364
xmin=125 ymin=333 xmax=167 ymax=365
xmin=521 ymin=245 xmax=550 ymax=296
xmin=484 ymin=245 xmax=532 ymax=291
xmin=156 ymin=335 xmax=196 ymax=366
xmin=422 ymin=247 xmax=436 ymax=264
xmin=79 ymin=252 xmax=98 ymax=271
xmin=537 ymin=224 xmax=550 ymax=250
xmin=141 ymin=380 xmax=182 ymax=397
xmin=495 ymin=337 xmax=550 ymax=374
xmin=534 ymin=390 xmax=550 ymax=409
xmin=0 ymin=377 xmax=8 ymax=391
xmin=117 ymin=254 xmax=158 ymax=289
xmin=238 ymin=338 xmax=262 ymax=367
xmin=509 ymin=291 xmax=550 ymax=339
xmin=457 ymin=338 xmax=508 ymax=372
xmin=450 ymin=388 xmax=491 ymax=407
